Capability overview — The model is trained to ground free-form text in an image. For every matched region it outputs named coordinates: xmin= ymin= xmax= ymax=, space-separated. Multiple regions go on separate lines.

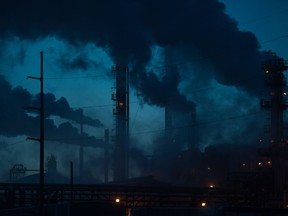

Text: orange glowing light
xmin=201 ymin=202 xmax=206 ymax=207
xmin=115 ymin=198 xmax=120 ymax=203
xmin=258 ymin=162 xmax=262 ymax=166
xmin=209 ymin=184 xmax=214 ymax=188
xmin=119 ymin=102 xmax=124 ymax=108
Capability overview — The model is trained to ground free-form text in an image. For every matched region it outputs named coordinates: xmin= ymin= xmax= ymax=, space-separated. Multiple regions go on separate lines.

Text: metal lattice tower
xmin=111 ymin=64 xmax=129 ymax=181
xmin=261 ymin=51 xmax=288 ymax=147
xmin=260 ymin=51 xmax=288 ymax=205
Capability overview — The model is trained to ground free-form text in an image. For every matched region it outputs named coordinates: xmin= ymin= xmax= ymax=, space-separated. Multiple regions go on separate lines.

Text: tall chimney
xmin=111 ymin=64 xmax=130 ymax=181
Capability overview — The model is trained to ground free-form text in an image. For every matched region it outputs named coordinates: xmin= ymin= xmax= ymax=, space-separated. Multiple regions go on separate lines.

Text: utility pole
xmin=27 ymin=51 xmax=45 ymax=215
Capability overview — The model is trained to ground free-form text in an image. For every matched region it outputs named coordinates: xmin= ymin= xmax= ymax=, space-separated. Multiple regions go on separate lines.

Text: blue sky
xmin=221 ymin=0 xmax=288 ymax=58
xmin=0 ymin=0 xmax=287 ymax=181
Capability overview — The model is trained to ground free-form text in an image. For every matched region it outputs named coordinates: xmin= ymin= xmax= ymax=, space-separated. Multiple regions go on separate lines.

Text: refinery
xmin=0 ymin=51 xmax=287 ymax=216
xmin=1 ymin=0 xmax=288 ymax=215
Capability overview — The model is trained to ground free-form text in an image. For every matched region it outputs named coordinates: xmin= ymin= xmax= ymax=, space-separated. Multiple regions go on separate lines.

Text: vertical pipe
xmin=40 ymin=51 xmax=45 ymax=215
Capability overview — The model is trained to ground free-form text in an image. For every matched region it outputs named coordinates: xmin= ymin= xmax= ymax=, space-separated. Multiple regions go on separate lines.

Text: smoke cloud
xmin=0 ymin=0 xmax=271 ymax=183
xmin=0 ymin=0 xmax=263 ymax=110
xmin=32 ymin=93 xmax=103 ymax=127
xmin=0 ymin=75 xmax=104 ymax=146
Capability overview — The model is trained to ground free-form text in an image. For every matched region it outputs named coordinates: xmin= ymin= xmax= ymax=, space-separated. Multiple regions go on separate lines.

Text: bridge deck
xmin=0 ymin=183 xmax=254 ymax=209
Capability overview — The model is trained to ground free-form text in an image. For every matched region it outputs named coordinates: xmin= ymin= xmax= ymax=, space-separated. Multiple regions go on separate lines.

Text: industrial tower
xmin=260 ymin=51 xmax=288 ymax=205
xmin=164 ymin=47 xmax=196 ymax=150
xmin=111 ymin=65 xmax=129 ymax=181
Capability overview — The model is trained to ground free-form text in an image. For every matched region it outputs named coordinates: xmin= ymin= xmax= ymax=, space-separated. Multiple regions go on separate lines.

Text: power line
xmin=260 ymin=35 xmax=288 ymax=45
xmin=11 ymin=77 xmax=28 ymax=86
xmin=130 ymin=103 xmax=141 ymax=133
xmin=4 ymin=139 xmax=28 ymax=148
xmin=44 ymin=74 xmax=108 ymax=80
xmin=129 ymin=110 xmax=261 ymax=137
xmin=241 ymin=8 xmax=288 ymax=26
xmin=72 ymin=86 xmax=222 ymax=110
xmin=1 ymin=108 xmax=261 ymax=146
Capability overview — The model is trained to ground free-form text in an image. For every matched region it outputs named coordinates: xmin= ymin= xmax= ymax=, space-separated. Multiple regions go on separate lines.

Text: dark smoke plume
xmin=131 ymin=65 xmax=195 ymax=112
xmin=0 ymin=0 xmax=263 ymax=111
xmin=32 ymin=93 xmax=103 ymax=127
xmin=57 ymin=54 xmax=100 ymax=71
xmin=0 ymin=75 xmax=103 ymax=147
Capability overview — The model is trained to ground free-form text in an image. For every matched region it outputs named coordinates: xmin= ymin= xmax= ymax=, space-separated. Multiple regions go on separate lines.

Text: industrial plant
xmin=0 ymin=51 xmax=286 ymax=216
xmin=1 ymin=0 xmax=288 ymax=215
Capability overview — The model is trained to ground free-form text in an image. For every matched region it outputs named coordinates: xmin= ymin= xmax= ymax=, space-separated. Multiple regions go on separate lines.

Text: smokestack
xmin=164 ymin=46 xmax=176 ymax=140
xmin=164 ymin=47 xmax=197 ymax=150
xmin=111 ymin=64 xmax=129 ymax=181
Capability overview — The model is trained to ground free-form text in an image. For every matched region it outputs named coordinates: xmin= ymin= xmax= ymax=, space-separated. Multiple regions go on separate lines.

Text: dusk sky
xmin=0 ymin=0 xmax=287 ymax=181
